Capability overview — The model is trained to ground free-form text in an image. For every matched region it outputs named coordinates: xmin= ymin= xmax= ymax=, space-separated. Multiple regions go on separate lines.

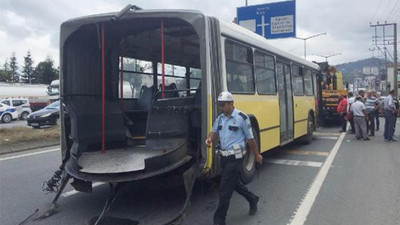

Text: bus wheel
xmin=240 ymin=127 xmax=258 ymax=184
xmin=301 ymin=114 xmax=314 ymax=144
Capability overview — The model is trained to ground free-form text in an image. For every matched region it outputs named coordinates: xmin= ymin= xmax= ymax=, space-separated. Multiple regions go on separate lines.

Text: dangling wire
xmin=42 ymin=169 xmax=63 ymax=194
xmin=101 ymin=24 xmax=106 ymax=154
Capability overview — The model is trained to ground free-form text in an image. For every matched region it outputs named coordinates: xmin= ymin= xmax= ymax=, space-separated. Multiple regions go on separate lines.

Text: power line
xmin=380 ymin=0 xmax=395 ymax=21
xmin=386 ymin=0 xmax=400 ymax=21
xmin=389 ymin=4 xmax=400 ymax=21
xmin=371 ymin=0 xmax=384 ymax=23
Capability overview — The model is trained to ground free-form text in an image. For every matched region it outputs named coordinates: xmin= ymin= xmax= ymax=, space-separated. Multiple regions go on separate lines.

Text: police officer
xmin=205 ymin=91 xmax=263 ymax=225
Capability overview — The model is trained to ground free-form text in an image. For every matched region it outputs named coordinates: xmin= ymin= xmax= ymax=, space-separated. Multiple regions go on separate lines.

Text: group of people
xmin=337 ymin=89 xmax=399 ymax=141
xmin=205 ymin=89 xmax=398 ymax=225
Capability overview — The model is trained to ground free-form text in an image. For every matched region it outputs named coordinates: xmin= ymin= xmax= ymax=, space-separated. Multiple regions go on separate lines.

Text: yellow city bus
xmin=55 ymin=6 xmax=319 ymax=197
xmin=217 ymin=20 xmax=319 ymax=182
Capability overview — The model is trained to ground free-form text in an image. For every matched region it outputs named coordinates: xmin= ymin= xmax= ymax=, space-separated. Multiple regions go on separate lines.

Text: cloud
xmin=0 ymin=0 xmax=399 ymax=68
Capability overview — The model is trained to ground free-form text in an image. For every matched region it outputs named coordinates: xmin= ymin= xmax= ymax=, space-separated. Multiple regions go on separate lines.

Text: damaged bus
xmin=37 ymin=5 xmax=319 ymax=224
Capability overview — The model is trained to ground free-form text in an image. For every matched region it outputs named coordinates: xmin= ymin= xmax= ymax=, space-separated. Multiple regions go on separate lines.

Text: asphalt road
xmin=0 ymin=120 xmax=29 ymax=129
xmin=1 ymin=125 xmax=399 ymax=225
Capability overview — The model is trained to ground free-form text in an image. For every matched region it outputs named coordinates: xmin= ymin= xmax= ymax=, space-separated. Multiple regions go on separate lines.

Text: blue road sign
xmin=237 ymin=1 xmax=296 ymax=39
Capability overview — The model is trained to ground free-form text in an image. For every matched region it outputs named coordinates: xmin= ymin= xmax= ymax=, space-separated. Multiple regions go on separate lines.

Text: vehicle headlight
xmin=40 ymin=113 xmax=52 ymax=118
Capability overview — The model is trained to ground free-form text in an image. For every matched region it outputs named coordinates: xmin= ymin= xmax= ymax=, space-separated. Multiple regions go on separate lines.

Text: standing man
xmin=383 ymin=90 xmax=397 ymax=142
xmin=347 ymin=92 xmax=356 ymax=133
xmin=337 ymin=95 xmax=347 ymax=132
xmin=365 ymin=91 xmax=378 ymax=136
xmin=350 ymin=96 xmax=370 ymax=140
xmin=205 ymin=91 xmax=263 ymax=225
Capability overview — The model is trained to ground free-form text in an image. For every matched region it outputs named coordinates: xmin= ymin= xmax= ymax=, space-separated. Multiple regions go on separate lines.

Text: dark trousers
xmin=349 ymin=116 xmax=355 ymax=132
xmin=367 ymin=111 xmax=375 ymax=135
xmin=214 ymin=156 xmax=257 ymax=224
xmin=384 ymin=110 xmax=396 ymax=140
xmin=340 ymin=113 xmax=347 ymax=131
xmin=375 ymin=112 xmax=380 ymax=130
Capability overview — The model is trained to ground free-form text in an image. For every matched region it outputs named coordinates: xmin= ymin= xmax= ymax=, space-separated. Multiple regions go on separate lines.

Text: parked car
xmin=0 ymin=98 xmax=32 ymax=120
xmin=0 ymin=102 xmax=18 ymax=123
xmin=27 ymin=101 xmax=60 ymax=128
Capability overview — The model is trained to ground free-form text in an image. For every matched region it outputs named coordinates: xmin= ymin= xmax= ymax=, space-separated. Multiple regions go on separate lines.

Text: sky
xmin=0 ymin=0 xmax=399 ymax=68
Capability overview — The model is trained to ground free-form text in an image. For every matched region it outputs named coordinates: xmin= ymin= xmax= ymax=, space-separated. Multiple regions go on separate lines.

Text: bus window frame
xmin=291 ymin=64 xmax=304 ymax=96
xmin=303 ymin=68 xmax=315 ymax=96
xmin=254 ymin=50 xmax=277 ymax=95
xmin=224 ymin=39 xmax=256 ymax=95
xmin=119 ymin=58 xmax=201 ymax=99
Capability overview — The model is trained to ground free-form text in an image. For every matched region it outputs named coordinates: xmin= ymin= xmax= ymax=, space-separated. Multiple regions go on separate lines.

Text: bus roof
xmin=61 ymin=9 xmax=204 ymax=28
xmin=60 ymin=6 xmax=319 ymax=72
xmin=218 ymin=20 xmax=320 ymax=71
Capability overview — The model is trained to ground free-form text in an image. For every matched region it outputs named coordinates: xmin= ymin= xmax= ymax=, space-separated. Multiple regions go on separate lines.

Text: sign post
xmin=237 ymin=1 xmax=296 ymax=39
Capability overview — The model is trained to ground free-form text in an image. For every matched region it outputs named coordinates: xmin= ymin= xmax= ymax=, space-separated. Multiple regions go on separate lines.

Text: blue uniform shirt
xmin=212 ymin=108 xmax=254 ymax=150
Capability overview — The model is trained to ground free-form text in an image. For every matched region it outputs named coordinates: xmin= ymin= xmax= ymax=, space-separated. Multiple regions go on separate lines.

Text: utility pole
xmin=394 ymin=23 xmax=398 ymax=97
xmin=370 ymin=22 xmax=398 ymax=96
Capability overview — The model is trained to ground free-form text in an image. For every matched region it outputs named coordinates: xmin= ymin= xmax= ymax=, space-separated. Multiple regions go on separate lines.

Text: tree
xmin=0 ymin=59 xmax=12 ymax=82
xmin=21 ymin=51 xmax=35 ymax=84
xmin=35 ymin=57 xmax=59 ymax=84
xmin=9 ymin=52 xmax=19 ymax=83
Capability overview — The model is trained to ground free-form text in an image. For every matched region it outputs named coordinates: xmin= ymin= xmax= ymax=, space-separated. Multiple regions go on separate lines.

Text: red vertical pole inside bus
xmin=120 ymin=55 xmax=125 ymax=110
xmin=161 ymin=20 xmax=165 ymax=99
xmin=101 ymin=25 xmax=106 ymax=154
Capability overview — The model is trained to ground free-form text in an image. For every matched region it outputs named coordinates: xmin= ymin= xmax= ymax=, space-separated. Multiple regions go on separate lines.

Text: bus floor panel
xmin=78 ymin=147 xmax=158 ymax=174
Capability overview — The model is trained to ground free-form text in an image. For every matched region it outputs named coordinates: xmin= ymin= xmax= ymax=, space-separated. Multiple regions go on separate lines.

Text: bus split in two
xmin=58 ymin=6 xmax=320 ymax=192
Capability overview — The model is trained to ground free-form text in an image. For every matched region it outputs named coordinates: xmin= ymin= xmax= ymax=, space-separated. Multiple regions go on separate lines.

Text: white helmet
xmin=217 ymin=91 xmax=234 ymax=102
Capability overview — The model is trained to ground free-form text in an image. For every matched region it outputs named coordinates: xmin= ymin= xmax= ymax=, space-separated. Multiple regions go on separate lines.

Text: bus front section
xmin=60 ymin=10 xmax=207 ymax=183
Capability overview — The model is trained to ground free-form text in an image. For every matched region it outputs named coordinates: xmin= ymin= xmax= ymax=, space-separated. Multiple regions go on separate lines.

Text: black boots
xmin=249 ymin=196 xmax=259 ymax=215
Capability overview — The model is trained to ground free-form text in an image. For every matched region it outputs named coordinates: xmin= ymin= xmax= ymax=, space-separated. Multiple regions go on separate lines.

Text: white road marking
xmin=62 ymin=182 xmax=104 ymax=197
xmin=0 ymin=148 xmax=60 ymax=161
xmin=314 ymin=136 xmax=338 ymax=140
xmin=264 ymin=159 xmax=323 ymax=168
xmin=284 ymin=150 xmax=330 ymax=157
xmin=313 ymin=132 xmax=340 ymax=136
xmin=288 ymin=132 xmax=346 ymax=225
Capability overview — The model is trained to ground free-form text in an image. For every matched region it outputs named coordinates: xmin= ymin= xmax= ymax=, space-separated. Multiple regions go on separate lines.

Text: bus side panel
xmin=259 ymin=129 xmax=280 ymax=153
xmin=293 ymin=96 xmax=315 ymax=138
xmin=293 ymin=95 xmax=307 ymax=138
xmin=233 ymin=95 xmax=280 ymax=153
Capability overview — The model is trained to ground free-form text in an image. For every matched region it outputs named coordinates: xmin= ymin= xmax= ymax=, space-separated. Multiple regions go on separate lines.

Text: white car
xmin=0 ymin=102 xmax=18 ymax=123
xmin=0 ymin=98 xmax=32 ymax=120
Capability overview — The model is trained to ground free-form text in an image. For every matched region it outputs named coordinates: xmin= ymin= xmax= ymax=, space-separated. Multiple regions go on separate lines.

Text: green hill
xmin=334 ymin=57 xmax=386 ymax=83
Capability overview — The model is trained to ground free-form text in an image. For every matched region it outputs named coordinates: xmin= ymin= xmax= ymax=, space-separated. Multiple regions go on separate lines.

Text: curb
xmin=0 ymin=142 xmax=60 ymax=155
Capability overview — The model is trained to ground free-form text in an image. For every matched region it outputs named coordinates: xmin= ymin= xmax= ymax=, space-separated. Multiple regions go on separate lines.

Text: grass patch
xmin=0 ymin=125 xmax=60 ymax=146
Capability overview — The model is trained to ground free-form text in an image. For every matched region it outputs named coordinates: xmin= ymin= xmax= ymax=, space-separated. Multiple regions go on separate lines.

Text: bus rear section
xmin=60 ymin=11 xmax=207 ymax=183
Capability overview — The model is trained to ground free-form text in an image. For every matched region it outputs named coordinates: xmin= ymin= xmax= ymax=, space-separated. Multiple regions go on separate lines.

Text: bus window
xmin=292 ymin=65 xmax=304 ymax=96
xmin=119 ymin=58 xmax=153 ymax=98
xmin=190 ymin=68 xmax=201 ymax=93
xmin=156 ymin=63 xmax=186 ymax=97
xmin=255 ymin=51 xmax=276 ymax=94
xmin=225 ymin=40 xmax=254 ymax=94
xmin=304 ymin=69 xmax=314 ymax=96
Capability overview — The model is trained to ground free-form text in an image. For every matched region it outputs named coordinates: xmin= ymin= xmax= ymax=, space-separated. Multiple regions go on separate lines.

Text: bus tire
xmin=240 ymin=127 xmax=258 ymax=184
xmin=301 ymin=114 xmax=314 ymax=144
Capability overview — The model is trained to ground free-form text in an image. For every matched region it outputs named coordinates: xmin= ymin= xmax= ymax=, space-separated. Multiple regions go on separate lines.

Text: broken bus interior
xmin=61 ymin=12 xmax=207 ymax=183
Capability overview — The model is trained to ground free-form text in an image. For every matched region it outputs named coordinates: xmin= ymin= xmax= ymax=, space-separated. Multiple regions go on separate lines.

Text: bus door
xmin=277 ymin=62 xmax=294 ymax=144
